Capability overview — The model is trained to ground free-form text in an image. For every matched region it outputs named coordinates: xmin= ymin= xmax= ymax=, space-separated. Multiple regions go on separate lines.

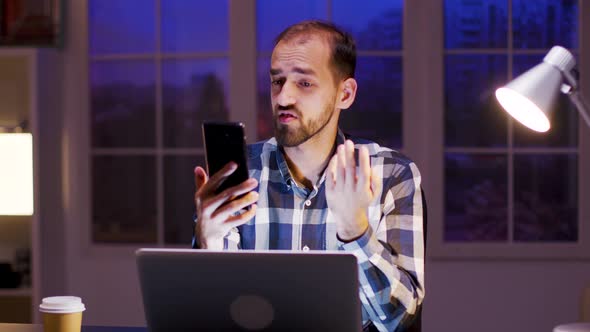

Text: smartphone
xmin=202 ymin=122 xmax=250 ymax=195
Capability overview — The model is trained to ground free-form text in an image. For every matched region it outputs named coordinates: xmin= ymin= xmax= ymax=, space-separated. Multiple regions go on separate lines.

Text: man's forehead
xmin=273 ymin=33 xmax=329 ymax=53
xmin=270 ymin=66 xmax=317 ymax=76
xmin=270 ymin=35 xmax=331 ymax=71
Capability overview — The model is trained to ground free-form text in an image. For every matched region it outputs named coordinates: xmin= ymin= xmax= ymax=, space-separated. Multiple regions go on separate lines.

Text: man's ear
xmin=336 ymin=78 xmax=357 ymax=110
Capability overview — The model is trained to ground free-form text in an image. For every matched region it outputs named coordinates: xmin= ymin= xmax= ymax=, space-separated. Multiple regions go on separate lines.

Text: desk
xmin=0 ymin=323 xmax=147 ymax=332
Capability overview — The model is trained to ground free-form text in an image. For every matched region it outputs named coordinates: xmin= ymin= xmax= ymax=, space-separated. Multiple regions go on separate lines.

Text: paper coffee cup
xmin=39 ymin=296 xmax=85 ymax=332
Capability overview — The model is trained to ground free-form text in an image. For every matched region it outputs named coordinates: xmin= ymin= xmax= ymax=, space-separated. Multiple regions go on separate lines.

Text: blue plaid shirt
xmin=194 ymin=130 xmax=425 ymax=332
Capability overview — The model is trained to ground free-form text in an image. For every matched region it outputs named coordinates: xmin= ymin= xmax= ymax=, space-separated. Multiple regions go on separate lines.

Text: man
xmin=193 ymin=21 xmax=424 ymax=332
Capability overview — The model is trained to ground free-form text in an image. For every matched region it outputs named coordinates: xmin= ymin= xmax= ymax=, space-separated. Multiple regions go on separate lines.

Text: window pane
xmin=513 ymin=0 xmax=578 ymax=50
xmin=256 ymin=0 xmax=327 ymax=52
xmin=89 ymin=0 xmax=155 ymax=55
xmin=512 ymin=55 xmax=578 ymax=148
xmin=91 ymin=61 xmax=156 ymax=148
xmin=164 ymin=155 xmax=205 ymax=245
xmin=445 ymin=153 xmax=508 ymax=242
xmin=162 ymin=59 xmax=229 ymax=148
xmin=444 ymin=0 xmax=508 ymax=49
xmin=341 ymin=57 xmax=402 ymax=149
xmin=92 ymin=156 xmax=157 ymax=243
xmin=332 ymin=0 xmax=402 ymax=50
xmin=514 ymin=154 xmax=577 ymax=242
xmin=445 ymin=55 xmax=508 ymax=147
xmin=256 ymin=57 xmax=273 ymax=140
xmin=161 ymin=0 xmax=229 ymax=53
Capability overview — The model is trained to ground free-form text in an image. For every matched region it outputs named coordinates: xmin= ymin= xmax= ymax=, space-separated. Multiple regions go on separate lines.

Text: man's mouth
xmin=277 ymin=111 xmax=298 ymax=123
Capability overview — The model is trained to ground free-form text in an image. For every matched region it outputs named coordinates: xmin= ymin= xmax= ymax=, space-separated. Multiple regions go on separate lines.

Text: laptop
xmin=136 ymin=248 xmax=362 ymax=332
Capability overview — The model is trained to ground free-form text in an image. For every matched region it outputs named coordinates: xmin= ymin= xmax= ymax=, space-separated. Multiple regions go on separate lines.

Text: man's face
xmin=269 ymin=35 xmax=340 ymax=147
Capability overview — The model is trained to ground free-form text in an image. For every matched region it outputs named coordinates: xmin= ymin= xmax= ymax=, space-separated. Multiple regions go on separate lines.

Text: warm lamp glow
xmin=0 ymin=133 xmax=34 ymax=216
xmin=495 ymin=87 xmax=551 ymax=132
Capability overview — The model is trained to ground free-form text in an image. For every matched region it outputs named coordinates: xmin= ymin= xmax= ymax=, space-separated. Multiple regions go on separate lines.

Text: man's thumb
xmin=194 ymin=166 xmax=208 ymax=191
xmin=370 ymin=168 xmax=382 ymax=201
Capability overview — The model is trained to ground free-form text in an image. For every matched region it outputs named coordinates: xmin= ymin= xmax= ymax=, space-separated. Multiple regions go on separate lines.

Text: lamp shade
xmin=0 ymin=133 xmax=34 ymax=215
xmin=495 ymin=46 xmax=576 ymax=132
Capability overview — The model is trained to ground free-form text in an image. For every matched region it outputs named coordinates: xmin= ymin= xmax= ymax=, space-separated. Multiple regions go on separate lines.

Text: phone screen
xmin=202 ymin=122 xmax=250 ymax=194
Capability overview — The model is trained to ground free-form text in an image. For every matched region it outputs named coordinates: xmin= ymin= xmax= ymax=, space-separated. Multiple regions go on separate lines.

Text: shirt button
xmin=304 ymin=200 xmax=311 ymax=206
xmin=302 ymin=245 xmax=310 ymax=252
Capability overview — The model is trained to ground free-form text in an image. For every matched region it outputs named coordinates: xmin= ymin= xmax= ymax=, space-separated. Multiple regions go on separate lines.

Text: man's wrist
xmin=335 ymin=211 xmax=369 ymax=242
xmin=199 ymin=237 xmax=224 ymax=250
xmin=336 ymin=225 xmax=368 ymax=243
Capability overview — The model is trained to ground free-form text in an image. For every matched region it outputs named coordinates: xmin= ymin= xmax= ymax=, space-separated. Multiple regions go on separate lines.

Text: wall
xmin=19 ymin=48 xmax=68 ymax=303
xmin=0 ymin=56 xmax=29 ymax=126
xmin=424 ymin=261 xmax=590 ymax=332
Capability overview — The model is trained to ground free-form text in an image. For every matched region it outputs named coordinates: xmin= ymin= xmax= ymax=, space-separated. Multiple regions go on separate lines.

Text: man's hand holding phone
xmin=193 ymin=162 xmax=258 ymax=250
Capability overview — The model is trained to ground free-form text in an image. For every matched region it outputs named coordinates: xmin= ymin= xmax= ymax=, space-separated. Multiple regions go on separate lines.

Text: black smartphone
xmin=202 ymin=121 xmax=250 ymax=195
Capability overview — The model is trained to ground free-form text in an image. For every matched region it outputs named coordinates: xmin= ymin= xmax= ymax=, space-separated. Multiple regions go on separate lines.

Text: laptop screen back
xmin=136 ymin=248 xmax=361 ymax=332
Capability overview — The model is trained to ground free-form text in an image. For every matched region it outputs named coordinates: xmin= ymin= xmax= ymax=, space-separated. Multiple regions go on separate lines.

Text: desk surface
xmin=0 ymin=323 xmax=147 ymax=332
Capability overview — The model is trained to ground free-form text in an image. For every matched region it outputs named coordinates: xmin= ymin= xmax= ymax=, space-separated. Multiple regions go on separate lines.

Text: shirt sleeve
xmin=339 ymin=162 xmax=425 ymax=332
xmin=224 ymin=227 xmax=241 ymax=250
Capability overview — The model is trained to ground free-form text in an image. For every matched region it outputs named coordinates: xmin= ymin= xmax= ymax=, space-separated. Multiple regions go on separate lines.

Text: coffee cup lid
xmin=39 ymin=296 xmax=86 ymax=314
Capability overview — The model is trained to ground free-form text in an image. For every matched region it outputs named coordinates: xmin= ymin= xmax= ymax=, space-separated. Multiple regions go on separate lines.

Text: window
xmin=89 ymin=0 xmax=229 ymax=245
xmin=85 ymin=0 xmax=589 ymax=257
xmin=435 ymin=0 xmax=589 ymax=257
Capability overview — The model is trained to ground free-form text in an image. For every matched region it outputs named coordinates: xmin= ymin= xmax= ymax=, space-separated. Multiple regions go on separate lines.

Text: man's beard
xmin=273 ymin=100 xmax=336 ymax=147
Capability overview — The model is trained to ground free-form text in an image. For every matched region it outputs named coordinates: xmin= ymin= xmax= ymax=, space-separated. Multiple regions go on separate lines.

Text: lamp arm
xmin=562 ymin=70 xmax=590 ymax=129
xmin=567 ymin=90 xmax=590 ymax=129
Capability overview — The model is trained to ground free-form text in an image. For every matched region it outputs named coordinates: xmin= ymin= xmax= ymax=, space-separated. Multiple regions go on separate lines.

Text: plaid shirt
xmin=194 ymin=130 xmax=425 ymax=332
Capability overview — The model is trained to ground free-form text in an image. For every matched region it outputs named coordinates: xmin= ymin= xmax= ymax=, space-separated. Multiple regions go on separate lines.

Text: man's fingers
xmin=202 ymin=178 xmax=258 ymax=216
xmin=327 ymin=154 xmax=338 ymax=189
xmin=337 ymin=144 xmax=347 ymax=186
xmin=370 ymin=167 xmax=382 ymax=201
xmin=358 ymin=146 xmax=371 ymax=191
xmin=344 ymin=140 xmax=356 ymax=190
xmin=201 ymin=162 xmax=237 ymax=195
xmin=225 ymin=204 xmax=258 ymax=229
xmin=211 ymin=191 xmax=259 ymax=221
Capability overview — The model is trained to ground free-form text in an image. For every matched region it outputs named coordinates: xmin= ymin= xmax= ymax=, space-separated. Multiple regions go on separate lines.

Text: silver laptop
xmin=136 ymin=248 xmax=362 ymax=332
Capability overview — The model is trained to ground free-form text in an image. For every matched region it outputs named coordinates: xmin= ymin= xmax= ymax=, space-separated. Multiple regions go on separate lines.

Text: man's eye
xmin=300 ymin=81 xmax=312 ymax=87
xmin=271 ymin=79 xmax=284 ymax=86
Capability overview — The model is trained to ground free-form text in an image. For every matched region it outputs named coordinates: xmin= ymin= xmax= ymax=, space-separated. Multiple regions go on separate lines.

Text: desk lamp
xmin=495 ymin=46 xmax=590 ymax=131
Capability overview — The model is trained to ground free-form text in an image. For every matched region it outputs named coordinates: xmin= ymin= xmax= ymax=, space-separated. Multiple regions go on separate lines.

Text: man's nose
xmin=276 ymin=82 xmax=296 ymax=107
